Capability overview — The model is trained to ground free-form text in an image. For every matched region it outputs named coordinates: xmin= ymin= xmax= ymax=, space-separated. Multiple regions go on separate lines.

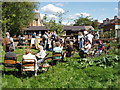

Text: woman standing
xmin=78 ymin=32 xmax=84 ymax=49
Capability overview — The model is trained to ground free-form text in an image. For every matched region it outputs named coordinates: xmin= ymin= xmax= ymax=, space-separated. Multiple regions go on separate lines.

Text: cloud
xmin=99 ymin=20 xmax=103 ymax=23
xmin=114 ymin=8 xmax=120 ymax=14
xmin=47 ymin=14 xmax=57 ymax=19
xmin=75 ymin=13 xmax=81 ymax=17
xmin=62 ymin=21 xmax=75 ymax=25
xmin=34 ymin=9 xmax=40 ymax=13
xmin=67 ymin=15 xmax=75 ymax=19
xmin=40 ymin=13 xmax=45 ymax=20
xmin=115 ymin=7 xmax=118 ymax=11
xmin=41 ymin=4 xmax=65 ymax=14
xmin=75 ymin=12 xmax=90 ymax=17
xmin=56 ymin=3 xmax=64 ymax=7
xmin=80 ymin=13 xmax=90 ymax=17
xmin=115 ymin=7 xmax=120 ymax=13
xmin=40 ymin=13 xmax=57 ymax=20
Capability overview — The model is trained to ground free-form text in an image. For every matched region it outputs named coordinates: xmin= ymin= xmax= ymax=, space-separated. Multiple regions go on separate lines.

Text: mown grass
xmin=1 ymin=47 xmax=120 ymax=88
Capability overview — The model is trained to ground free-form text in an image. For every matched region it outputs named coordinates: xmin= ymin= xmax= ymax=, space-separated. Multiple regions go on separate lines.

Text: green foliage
xmin=74 ymin=16 xmax=93 ymax=26
xmin=1 ymin=48 xmax=120 ymax=88
xmin=92 ymin=20 xmax=99 ymax=29
xmin=100 ymin=30 xmax=116 ymax=39
xmin=78 ymin=54 xmax=120 ymax=69
xmin=94 ymin=55 xmax=120 ymax=68
xmin=43 ymin=12 xmax=66 ymax=36
xmin=2 ymin=2 xmax=39 ymax=36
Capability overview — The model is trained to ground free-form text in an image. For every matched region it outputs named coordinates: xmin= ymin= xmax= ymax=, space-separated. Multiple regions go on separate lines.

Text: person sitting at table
xmin=53 ymin=42 xmax=62 ymax=53
xmin=64 ymin=44 xmax=74 ymax=57
xmin=81 ymin=40 xmax=91 ymax=53
xmin=79 ymin=40 xmax=91 ymax=58
xmin=52 ymin=42 xmax=63 ymax=64
xmin=53 ymin=42 xmax=63 ymax=59
xmin=96 ymin=40 xmax=104 ymax=55
xmin=4 ymin=47 xmax=21 ymax=74
xmin=35 ymin=46 xmax=46 ymax=68
xmin=22 ymin=49 xmax=38 ymax=73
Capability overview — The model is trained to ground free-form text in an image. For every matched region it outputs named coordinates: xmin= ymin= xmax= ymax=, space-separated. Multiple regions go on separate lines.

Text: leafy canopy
xmin=43 ymin=12 xmax=66 ymax=36
xmin=2 ymin=2 xmax=39 ymax=36
xmin=74 ymin=16 xmax=93 ymax=26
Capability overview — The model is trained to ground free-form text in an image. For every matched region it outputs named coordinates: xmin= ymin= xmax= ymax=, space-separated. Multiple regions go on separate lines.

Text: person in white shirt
xmin=78 ymin=32 xmax=84 ymax=49
xmin=22 ymin=49 xmax=38 ymax=74
xmin=82 ymin=40 xmax=91 ymax=53
xmin=87 ymin=31 xmax=94 ymax=44
xmin=53 ymin=42 xmax=62 ymax=53
xmin=35 ymin=46 xmax=46 ymax=67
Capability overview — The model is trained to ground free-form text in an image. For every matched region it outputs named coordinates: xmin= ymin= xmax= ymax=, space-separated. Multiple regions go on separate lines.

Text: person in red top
xmin=97 ymin=40 xmax=104 ymax=54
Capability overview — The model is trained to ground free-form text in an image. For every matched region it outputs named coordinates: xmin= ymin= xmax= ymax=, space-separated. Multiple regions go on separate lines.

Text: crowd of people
xmin=78 ymin=30 xmax=104 ymax=58
xmin=2 ymin=31 xmax=105 ymax=75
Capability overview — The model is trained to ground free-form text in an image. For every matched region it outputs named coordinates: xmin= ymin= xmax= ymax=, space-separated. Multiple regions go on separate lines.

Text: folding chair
xmin=21 ymin=59 xmax=37 ymax=76
xmin=51 ymin=53 xmax=63 ymax=73
xmin=4 ymin=59 xmax=17 ymax=72
xmin=38 ymin=53 xmax=51 ymax=72
xmin=52 ymin=53 xmax=63 ymax=65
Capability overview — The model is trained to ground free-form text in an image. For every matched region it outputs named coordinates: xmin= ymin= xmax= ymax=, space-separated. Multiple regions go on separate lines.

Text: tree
xmin=43 ymin=12 xmax=66 ymax=36
xmin=92 ymin=20 xmax=99 ymax=29
xmin=2 ymin=2 xmax=39 ymax=36
xmin=74 ymin=16 xmax=93 ymax=26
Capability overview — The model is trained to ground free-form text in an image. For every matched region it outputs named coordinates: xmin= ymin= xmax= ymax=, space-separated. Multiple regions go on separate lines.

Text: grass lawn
xmin=1 ymin=47 xmax=120 ymax=88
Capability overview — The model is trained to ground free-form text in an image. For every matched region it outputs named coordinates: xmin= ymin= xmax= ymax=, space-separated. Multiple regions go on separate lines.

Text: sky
xmin=36 ymin=2 xmax=119 ymax=25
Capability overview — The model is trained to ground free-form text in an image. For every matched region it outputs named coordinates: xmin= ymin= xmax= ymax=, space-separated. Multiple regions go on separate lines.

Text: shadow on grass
xmin=2 ymin=70 xmax=44 ymax=78
xmin=1 ymin=59 xmax=68 ymax=78
xmin=75 ymin=57 xmax=81 ymax=59
xmin=48 ymin=60 xmax=68 ymax=66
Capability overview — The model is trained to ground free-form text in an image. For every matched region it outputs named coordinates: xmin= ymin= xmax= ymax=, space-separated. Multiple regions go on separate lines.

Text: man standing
xmin=43 ymin=32 xmax=48 ymax=50
xmin=87 ymin=31 xmax=94 ymax=45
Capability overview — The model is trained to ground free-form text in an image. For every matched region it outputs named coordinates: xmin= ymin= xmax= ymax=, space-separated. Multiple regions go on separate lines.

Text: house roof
xmin=64 ymin=26 xmax=85 ymax=31
xmin=24 ymin=26 xmax=94 ymax=31
xmin=25 ymin=26 xmax=49 ymax=31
